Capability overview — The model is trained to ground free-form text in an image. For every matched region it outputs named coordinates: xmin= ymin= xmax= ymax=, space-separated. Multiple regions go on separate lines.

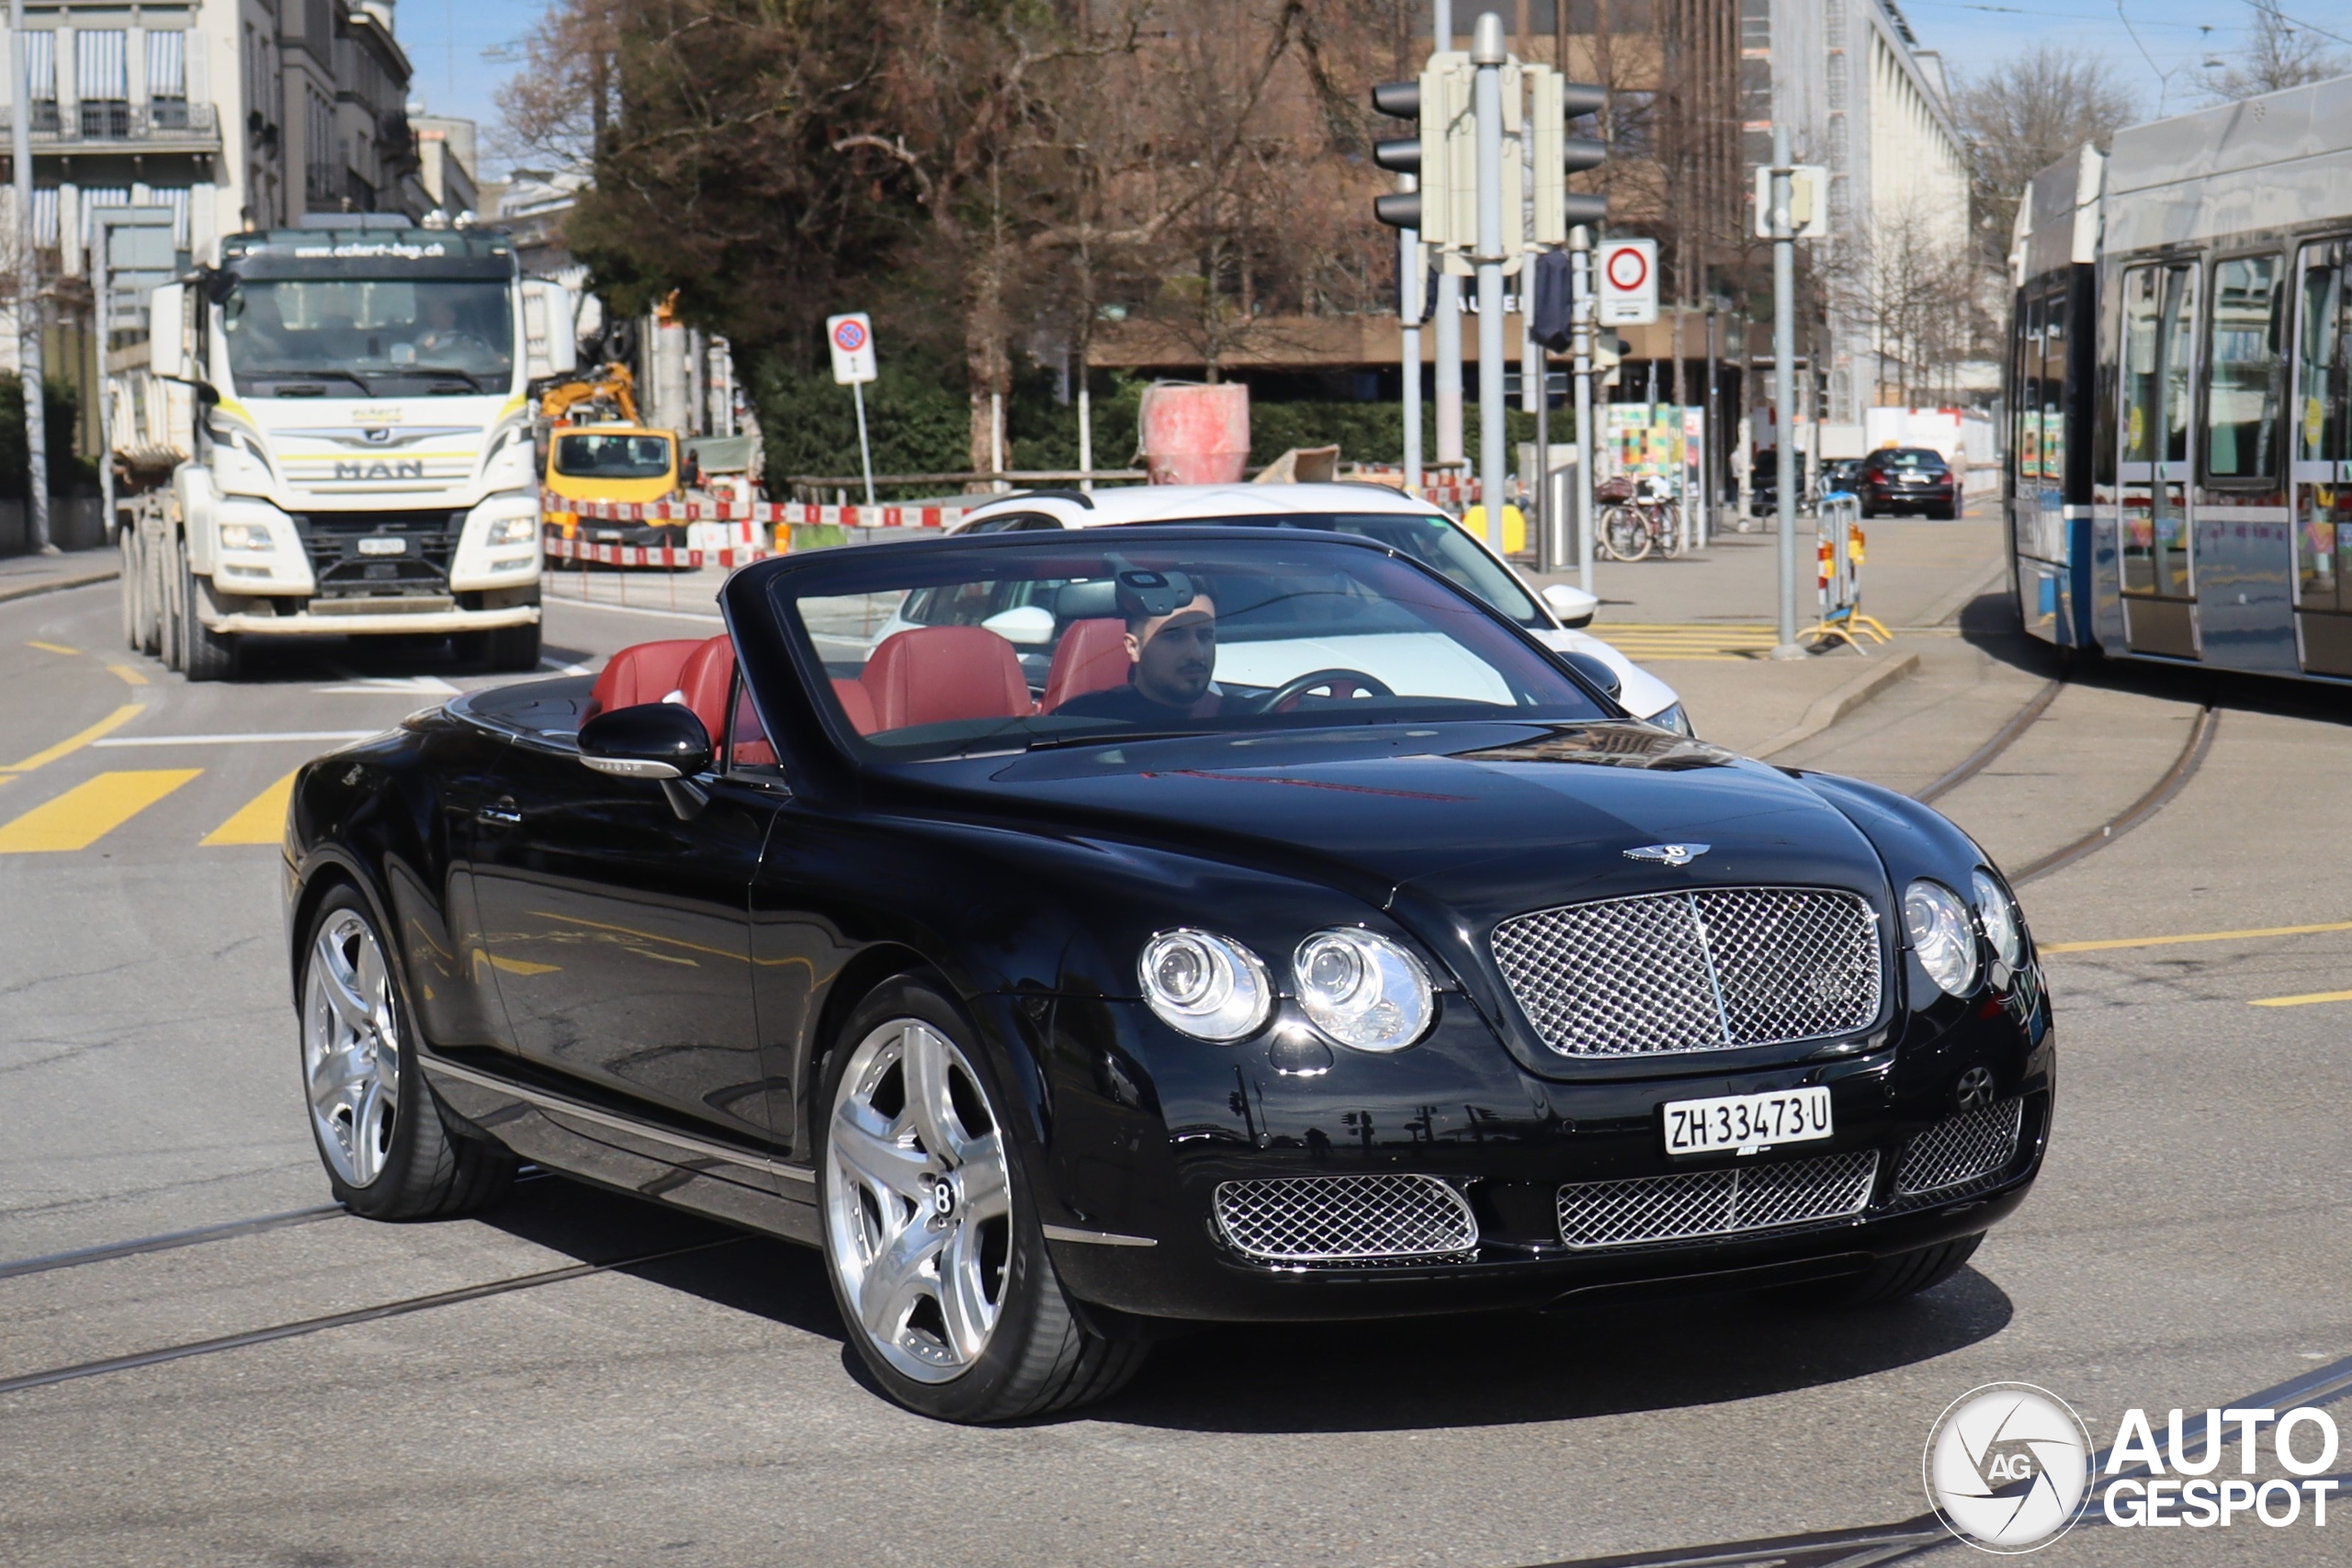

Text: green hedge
xmin=0 ymin=375 xmax=98 ymax=498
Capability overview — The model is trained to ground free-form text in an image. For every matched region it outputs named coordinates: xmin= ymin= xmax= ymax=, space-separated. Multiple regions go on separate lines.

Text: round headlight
xmin=1905 ymin=879 xmax=1979 ymax=998
xmin=1972 ymin=868 xmax=2023 ymax=969
xmin=1138 ymin=930 xmax=1272 ymax=1042
xmin=1292 ymin=929 xmax=1434 ymax=1052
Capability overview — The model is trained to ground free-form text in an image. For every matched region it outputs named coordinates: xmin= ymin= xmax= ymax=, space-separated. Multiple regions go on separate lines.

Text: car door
xmin=470 ymin=682 xmax=777 ymax=1150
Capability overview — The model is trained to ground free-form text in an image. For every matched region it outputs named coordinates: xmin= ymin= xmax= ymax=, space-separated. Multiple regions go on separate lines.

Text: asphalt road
xmin=2 ymin=572 xmax=2348 ymax=1567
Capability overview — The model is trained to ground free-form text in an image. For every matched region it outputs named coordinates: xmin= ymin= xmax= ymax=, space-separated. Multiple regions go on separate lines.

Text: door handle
xmin=477 ymin=799 xmax=523 ymax=827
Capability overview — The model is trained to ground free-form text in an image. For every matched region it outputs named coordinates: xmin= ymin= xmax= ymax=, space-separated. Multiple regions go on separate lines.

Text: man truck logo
xmin=333 ymin=459 xmax=426 ymax=481
xmin=1926 ymin=1382 xmax=2093 ymax=1552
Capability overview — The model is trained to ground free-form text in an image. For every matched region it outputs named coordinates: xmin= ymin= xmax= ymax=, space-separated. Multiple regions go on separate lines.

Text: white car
xmin=949 ymin=482 xmax=1691 ymax=733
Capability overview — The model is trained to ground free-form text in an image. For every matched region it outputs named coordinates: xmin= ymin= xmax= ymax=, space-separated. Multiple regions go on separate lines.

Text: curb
xmin=1915 ymin=559 xmax=2009 ymax=629
xmin=0 ymin=566 xmax=119 ymax=606
xmin=1751 ymin=649 xmax=1920 ymax=761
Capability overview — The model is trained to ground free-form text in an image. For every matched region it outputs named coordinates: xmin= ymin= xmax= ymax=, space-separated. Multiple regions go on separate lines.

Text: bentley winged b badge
xmin=1624 ymin=843 xmax=1710 ymax=866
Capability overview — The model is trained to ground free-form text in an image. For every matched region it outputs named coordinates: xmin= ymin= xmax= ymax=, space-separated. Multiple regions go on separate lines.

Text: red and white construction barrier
xmin=544 ymin=532 xmax=770 ymax=570
xmin=544 ymin=492 xmax=967 ymax=530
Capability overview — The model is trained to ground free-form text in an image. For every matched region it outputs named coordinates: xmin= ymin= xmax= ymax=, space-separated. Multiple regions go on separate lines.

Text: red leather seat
xmin=1042 ymin=618 xmax=1132 ymax=712
xmin=586 ymin=638 xmax=705 ymax=719
xmin=860 ymin=626 xmax=1033 ymax=732
xmin=672 ymin=635 xmax=736 ymax=745
xmin=831 ymin=679 xmax=878 ymax=736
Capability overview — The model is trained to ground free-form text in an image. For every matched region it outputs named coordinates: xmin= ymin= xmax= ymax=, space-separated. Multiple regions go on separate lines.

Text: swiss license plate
xmin=1663 ymin=1086 xmax=1832 ymax=1156
xmin=356 ymin=536 xmax=407 ymax=556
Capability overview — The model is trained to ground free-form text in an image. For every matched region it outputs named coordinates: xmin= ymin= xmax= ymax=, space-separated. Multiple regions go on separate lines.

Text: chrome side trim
xmin=423 ymin=1055 xmax=817 ymax=1188
xmin=1042 ymin=1224 xmax=1159 ymax=1248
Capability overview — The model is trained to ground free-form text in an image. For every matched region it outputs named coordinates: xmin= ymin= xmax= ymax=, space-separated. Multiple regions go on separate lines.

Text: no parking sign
xmin=1598 ymin=240 xmax=1658 ymax=326
xmin=827 ymin=312 xmax=877 ymax=385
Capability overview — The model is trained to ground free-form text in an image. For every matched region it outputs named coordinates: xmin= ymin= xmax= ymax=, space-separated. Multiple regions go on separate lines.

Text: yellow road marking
xmin=0 ymin=704 xmax=149 ymax=774
xmin=0 ymin=770 xmax=203 ymax=853
xmin=2251 ymin=989 xmax=2352 ymax=1009
xmin=199 ymin=768 xmax=301 ymax=847
xmin=106 ymin=662 xmax=150 ymax=687
xmin=26 ymin=640 xmax=79 ymax=656
xmin=489 ymin=954 xmax=562 ymax=976
xmin=2042 ymin=920 xmax=2352 ymax=954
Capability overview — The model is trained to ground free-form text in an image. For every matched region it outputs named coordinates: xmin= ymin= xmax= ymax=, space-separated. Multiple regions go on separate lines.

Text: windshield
xmin=223 ymin=278 xmax=514 ymax=397
xmin=776 ymin=535 xmax=1611 ymax=762
xmin=555 ymin=433 xmax=674 ymax=479
xmin=1106 ymin=513 xmax=1544 ymax=626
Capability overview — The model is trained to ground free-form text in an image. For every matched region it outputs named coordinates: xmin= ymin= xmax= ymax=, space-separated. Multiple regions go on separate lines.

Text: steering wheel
xmin=1262 ymin=668 xmax=1395 ymax=714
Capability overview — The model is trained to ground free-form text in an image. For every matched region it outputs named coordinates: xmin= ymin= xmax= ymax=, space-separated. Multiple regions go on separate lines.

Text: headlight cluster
xmin=486 ymin=515 xmax=539 ymax=547
xmin=1904 ymin=872 xmax=2026 ymax=998
xmin=1138 ymin=926 xmax=1436 ymax=1051
xmin=219 ymin=522 xmax=276 ymax=553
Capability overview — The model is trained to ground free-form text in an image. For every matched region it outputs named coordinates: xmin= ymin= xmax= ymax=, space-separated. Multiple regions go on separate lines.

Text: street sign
xmin=1598 ymin=239 xmax=1658 ymax=325
xmin=827 ymin=312 xmax=877 ymax=385
xmin=1752 ymin=165 xmax=1831 ymax=238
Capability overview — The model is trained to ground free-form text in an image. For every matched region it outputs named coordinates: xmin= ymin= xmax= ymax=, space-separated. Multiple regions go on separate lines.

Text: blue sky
xmin=410 ymin=0 xmax=2352 ymax=179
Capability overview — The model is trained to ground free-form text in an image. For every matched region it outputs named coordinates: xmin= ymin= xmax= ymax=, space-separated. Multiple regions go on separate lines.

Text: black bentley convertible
xmin=283 ymin=526 xmax=2052 ymax=1421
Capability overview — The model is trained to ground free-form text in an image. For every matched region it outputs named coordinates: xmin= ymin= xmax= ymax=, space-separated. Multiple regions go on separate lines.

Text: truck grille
xmin=1490 ymin=887 xmax=1882 ymax=1056
xmin=298 ymin=511 xmax=464 ymax=597
xmin=1213 ymin=1174 xmax=1477 ymax=1265
xmin=1556 ymin=1150 xmax=1880 ymax=1248
xmin=1895 ymin=1098 xmax=2023 ymax=1197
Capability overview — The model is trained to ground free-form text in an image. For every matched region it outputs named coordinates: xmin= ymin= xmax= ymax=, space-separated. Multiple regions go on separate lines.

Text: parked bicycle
xmin=1596 ymin=475 xmax=1684 ymax=562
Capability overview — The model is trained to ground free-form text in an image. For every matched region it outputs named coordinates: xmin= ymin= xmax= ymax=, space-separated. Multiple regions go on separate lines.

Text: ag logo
xmin=1925 ymin=1382 xmax=2092 ymax=1553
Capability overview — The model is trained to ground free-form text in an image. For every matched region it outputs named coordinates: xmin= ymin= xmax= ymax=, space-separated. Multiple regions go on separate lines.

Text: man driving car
xmin=1053 ymin=570 xmax=1220 ymax=723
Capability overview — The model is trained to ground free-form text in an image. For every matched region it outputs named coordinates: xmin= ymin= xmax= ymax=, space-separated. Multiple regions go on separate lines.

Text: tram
xmin=2006 ymin=73 xmax=2352 ymax=680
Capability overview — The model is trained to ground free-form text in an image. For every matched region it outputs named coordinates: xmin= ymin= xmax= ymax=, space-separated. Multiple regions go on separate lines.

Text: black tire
xmin=817 ymin=976 xmax=1148 ymax=1422
xmin=453 ymin=621 xmax=541 ymax=674
xmin=119 ymin=527 xmax=143 ymax=651
xmin=175 ymin=536 xmax=238 ymax=682
xmin=1758 ymin=1234 xmax=1984 ymax=1309
xmin=297 ymin=884 xmax=516 ymax=1221
xmin=1601 ymin=505 xmax=1652 ymax=562
xmin=159 ymin=531 xmax=186 ymax=672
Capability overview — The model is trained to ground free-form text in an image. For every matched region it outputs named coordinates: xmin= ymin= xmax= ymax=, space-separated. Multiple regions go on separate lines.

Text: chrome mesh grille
xmin=1555 ymin=1150 xmax=1880 ymax=1248
xmin=1214 ymin=1174 xmax=1477 ymax=1264
xmin=1492 ymin=887 xmax=1882 ymax=1056
xmin=1896 ymin=1098 xmax=2023 ymax=1196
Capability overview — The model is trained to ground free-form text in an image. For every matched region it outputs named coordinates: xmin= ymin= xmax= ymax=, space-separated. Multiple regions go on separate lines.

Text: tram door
xmin=2118 ymin=263 xmax=2201 ymax=657
xmin=2291 ymin=241 xmax=2352 ymax=676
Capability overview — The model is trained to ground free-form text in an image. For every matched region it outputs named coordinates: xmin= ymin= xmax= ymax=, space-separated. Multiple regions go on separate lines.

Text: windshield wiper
xmin=244 ymin=367 xmax=373 ymax=393
xmin=1023 ymin=728 xmax=1214 ymax=751
xmin=404 ymin=367 xmax=487 ymax=391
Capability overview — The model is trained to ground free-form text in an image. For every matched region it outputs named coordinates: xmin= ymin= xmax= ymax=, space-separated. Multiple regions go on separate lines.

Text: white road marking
xmin=310 ymin=675 xmax=461 ymax=694
xmin=537 ymin=659 xmax=594 ymax=675
xmin=93 ymin=731 xmax=378 ymax=748
xmin=542 ymin=593 xmax=723 ymax=625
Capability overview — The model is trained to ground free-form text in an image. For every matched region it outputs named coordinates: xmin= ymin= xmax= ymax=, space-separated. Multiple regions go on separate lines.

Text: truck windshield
xmin=554 ymin=433 xmax=673 ymax=479
xmin=223 ymin=279 xmax=514 ymax=396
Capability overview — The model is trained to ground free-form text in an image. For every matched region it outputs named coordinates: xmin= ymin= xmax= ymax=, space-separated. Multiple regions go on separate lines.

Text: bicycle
xmin=1595 ymin=475 xmax=1685 ymax=562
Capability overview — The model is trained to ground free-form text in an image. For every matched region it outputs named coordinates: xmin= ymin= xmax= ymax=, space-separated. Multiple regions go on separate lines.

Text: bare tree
xmin=2208 ymin=1 xmax=2350 ymax=100
xmin=1951 ymin=46 xmax=2134 ymax=271
xmin=495 ymin=0 xmax=622 ymax=175
xmin=1825 ymin=198 xmax=1984 ymax=407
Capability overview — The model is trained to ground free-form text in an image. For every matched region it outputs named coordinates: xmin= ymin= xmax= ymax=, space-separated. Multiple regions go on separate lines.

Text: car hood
xmin=966 ymin=722 xmax=1890 ymax=931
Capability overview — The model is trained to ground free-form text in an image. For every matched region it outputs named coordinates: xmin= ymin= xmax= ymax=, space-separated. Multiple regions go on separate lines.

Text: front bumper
xmin=204 ymin=600 xmax=541 ymax=636
xmin=1018 ymin=980 xmax=2052 ymax=1323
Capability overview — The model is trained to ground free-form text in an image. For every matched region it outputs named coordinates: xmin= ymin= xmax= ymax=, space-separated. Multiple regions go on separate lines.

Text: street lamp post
xmin=1770 ymin=123 xmax=1801 ymax=660
xmin=11 ymin=0 xmax=53 ymax=554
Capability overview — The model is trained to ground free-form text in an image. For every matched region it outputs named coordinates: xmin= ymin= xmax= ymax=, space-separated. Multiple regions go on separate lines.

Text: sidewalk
xmin=1532 ymin=510 xmax=2008 ymax=756
xmin=0 ymin=546 xmax=118 ymax=605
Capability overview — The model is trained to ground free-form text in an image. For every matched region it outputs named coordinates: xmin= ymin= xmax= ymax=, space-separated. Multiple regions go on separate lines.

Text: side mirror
xmin=1542 ymin=582 xmax=1598 ymax=628
xmin=981 ymin=604 xmax=1056 ymax=646
xmin=1555 ymin=649 xmax=1623 ymax=702
xmin=580 ymin=703 xmax=714 ymax=819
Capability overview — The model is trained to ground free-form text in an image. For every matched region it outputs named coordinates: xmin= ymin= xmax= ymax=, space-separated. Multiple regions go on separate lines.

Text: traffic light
xmin=1371 ymin=58 xmax=1471 ymax=250
xmin=1531 ymin=71 xmax=1610 ymax=241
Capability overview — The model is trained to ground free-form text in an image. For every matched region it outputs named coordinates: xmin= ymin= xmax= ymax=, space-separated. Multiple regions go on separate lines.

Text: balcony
xmin=29 ymin=100 xmax=220 ymax=155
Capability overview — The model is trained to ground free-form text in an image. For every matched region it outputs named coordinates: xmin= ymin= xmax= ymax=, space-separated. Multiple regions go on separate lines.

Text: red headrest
xmin=861 ymin=626 xmax=1033 ymax=732
xmin=673 ymin=635 xmax=736 ymax=745
xmin=587 ymin=638 xmax=705 ymax=718
xmin=831 ymin=678 xmax=878 ymax=736
xmin=1042 ymin=618 xmax=1134 ymax=713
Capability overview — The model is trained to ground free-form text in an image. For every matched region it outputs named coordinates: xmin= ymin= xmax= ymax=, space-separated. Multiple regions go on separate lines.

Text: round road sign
xmin=1604 ymin=246 xmax=1650 ymax=293
xmin=833 ymin=319 xmax=868 ymax=353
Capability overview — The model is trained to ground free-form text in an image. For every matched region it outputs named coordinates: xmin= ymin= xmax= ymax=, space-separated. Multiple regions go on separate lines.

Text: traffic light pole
xmin=1399 ymin=177 xmax=1423 ymax=493
xmin=1570 ymin=224 xmax=1594 ymax=596
xmin=1431 ymin=0 xmax=1463 ymax=479
xmin=1472 ymin=14 xmax=1507 ymax=553
xmin=1770 ymin=122 xmax=1802 ymax=660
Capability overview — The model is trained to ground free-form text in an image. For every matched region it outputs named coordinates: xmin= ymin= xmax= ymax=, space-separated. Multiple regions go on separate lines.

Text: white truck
xmin=115 ymin=220 xmax=576 ymax=679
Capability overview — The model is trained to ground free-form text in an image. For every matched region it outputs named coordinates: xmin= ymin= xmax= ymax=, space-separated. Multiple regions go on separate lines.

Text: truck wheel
xmin=119 ymin=528 xmax=144 ymax=651
xmin=160 ymin=534 xmax=187 ymax=673
xmin=139 ymin=529 xmax=165 ymax=656
xmin=175 ymin=538 xmax=239 ymax=682
xmin=458 ymin=624 xmax=541 ymax=674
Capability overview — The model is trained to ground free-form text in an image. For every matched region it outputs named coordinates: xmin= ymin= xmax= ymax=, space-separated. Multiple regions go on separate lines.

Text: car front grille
xmin=299 ymin=511 xmax=464 ymax=597
xmin=1895 ymin=1098 xmax=2023 ymax=1197
xmin=1490 ymin=887 xmax=1883 ymax=1056
xmin=1213 ymin=1174 xmax=1478 ymax=1265
xmin=1555 ymin=1149 xmax=1880 ymax=1249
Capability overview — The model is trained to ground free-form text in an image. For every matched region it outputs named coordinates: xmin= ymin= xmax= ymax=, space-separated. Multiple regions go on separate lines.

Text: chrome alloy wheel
xmin=303 ymin=909 xmax=401 ymax=1188
xmin=824 ymin=1020 xmax=1013 ymax=1383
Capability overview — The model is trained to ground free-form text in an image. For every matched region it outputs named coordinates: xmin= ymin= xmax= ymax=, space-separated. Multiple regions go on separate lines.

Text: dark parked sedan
xmin=1860 ymin=446 xmax=1962 ymax=519
xmin=283 ymin=525 xmax=2051 ymax=1421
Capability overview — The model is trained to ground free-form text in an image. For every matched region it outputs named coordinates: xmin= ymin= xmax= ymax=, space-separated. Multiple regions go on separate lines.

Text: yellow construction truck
xmin=537 ymin=364 xmax=690 ymax=551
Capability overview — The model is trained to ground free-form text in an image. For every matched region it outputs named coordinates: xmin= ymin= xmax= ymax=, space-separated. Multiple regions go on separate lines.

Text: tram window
xmin=2121 ymin=268 xmax=2163 ymax=466
xmin=2207 ymin=255 xmax=2284 ymax=481
xmin=2299 ymin=250 xmax=2347 ymax=464
xmin=2164 ymin=266 xmax=2199 ymax=466
xmin=2018 ymin=294 xmax=2045 ymax=479
xmin=2043 ymin=292 xmax=2067 ymax=480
